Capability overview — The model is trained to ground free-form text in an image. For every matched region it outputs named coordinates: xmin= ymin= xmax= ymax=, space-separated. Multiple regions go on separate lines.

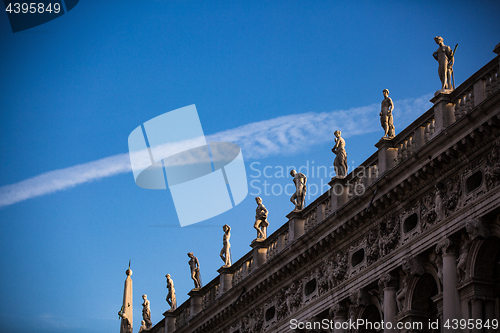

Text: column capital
xmin=436 ymin=237 xmax=457 ymax=255
xmin=379 ymin=273 xmax=398 ymax=288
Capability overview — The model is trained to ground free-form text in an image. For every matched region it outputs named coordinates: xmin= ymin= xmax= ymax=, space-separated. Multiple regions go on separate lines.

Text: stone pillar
xmin=120 ymin=264 xmax=133 ymax=333
xmin=470 ymin=297 xmax=483 ymax=333
xmin=188 ymin=289 xmax=203 ymax=317
xmin=163 ymin=310 xmax=176 ymax=333
xmin=250 ymin=239 xmax=268 ymax=272
xmin=474 ymin=78 xmax=487 ymax=107
xmin=437 ymin=238 xmax=460 ymax=332
xmin=375 ymin=138 xmax=398 ymax=175
xmin=379 ymin=273 xmax=398 ymax=333
xmin=217 ymin=266 xmax=233 ymax=294
xmin=332 ymin=303 xmax=347 ymax=333
xmin=484 ymin=299 xmax=495 ymax=333
xmin=430 ymin=93 xmax=456 ymax=135
xmin=287 ymin=210 xmax=305 ymax=241
xmin=329 ymin=177 xmax=349 ymax=212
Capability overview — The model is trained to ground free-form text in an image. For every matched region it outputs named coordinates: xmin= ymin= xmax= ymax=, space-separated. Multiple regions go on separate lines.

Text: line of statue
xmin=254 ymin=196 xmax=269 ymax=240
xmin=188 ymin=252 xmax=202 ymax=289
xmin=332 ymin=130 xmax=347 ymax=178
xmin=220 ymin=224 xmax=232 ymax=267
xmin=165 ymin=274 xmax=177 ymax=310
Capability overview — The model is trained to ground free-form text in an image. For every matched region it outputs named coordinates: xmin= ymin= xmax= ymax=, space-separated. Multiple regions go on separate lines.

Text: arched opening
xmin=359 ymin=304 xmax=382 ymax=333
xmin=408 ymin=273 xmax=439 ymax=332
xmin=466 ymin=171 xmax=483 ymax=193
xmin=472 ymin=236 xmax=500 ymax=323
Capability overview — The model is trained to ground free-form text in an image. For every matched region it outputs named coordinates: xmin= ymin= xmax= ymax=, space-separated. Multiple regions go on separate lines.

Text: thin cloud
xmin=0 ymin=94 xmax=433 ymax=208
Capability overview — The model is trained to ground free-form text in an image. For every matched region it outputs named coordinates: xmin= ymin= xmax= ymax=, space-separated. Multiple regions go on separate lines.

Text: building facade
xmin=149 ymin=43 xmax=500 ymax=333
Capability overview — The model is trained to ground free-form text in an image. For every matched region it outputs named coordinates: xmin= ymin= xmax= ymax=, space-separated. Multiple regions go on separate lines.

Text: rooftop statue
xmin=380 ymin=89 xmax=395 ymax=139
xmin=433 ymin=36 xmax=456 ymax=91
xmin=220 ymin=224 xmax=232 ymax=267
xmin=165 ymin=274 xmax=177 ymax=310
xmin=141 ymin=294 xmax=152 ymax=329
xmin=187 ymin=252 xmax=202 ymax=289
xmin=332 ymin=130 xmax=347 ymax=178
xmin=290 ymin=170 xmax=307 ymax=211
xmin=254 ymin=197 xmax=269 ymax=240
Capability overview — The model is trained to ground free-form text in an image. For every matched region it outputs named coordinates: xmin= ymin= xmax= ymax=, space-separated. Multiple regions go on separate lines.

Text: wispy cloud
xmin=0 ymin=93 xmax=433 ymax=208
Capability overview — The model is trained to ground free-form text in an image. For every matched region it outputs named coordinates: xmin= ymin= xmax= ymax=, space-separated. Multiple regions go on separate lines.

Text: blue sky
xmin=1 ymin=1 xmax=499 ymax=332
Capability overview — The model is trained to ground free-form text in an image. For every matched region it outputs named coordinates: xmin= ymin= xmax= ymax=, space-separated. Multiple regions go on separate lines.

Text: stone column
xmin=287 ymin=210 xmax=305 ymax=242
xmin=250 ymin=239 xmax=268 ymax=272
xmin=217 ymin=266 xmax=233 ymax=294
xmin=484 ymin=299 xmax=496 ymax=333
xmin=470 ymin=297 xmax=483 ymax=333
xmin=163 ymin=310 xmax=176 ymax=333
xmin=437 ymin=238 xmax=460 ymax=332
xmin=375 ymin=138 xmax=398 ymax=176
xmin=379 ymin=273 xmax=398 ymax=333
xmin=188 ymin=289 xmax=203 ymax=317
xmin=329 ymin=177 xmax=349 ymax=212
xmin=430 ymin=93 xmax=456 ymax=135
xmin=332 ymin=303 xmax=347 ymax=333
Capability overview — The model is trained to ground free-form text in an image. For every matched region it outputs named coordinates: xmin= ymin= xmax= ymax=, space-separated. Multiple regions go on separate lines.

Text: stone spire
xmin=120 ymin=261 xmax=133 ymax=333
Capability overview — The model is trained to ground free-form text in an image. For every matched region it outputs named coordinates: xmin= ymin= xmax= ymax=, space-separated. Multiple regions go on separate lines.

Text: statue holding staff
xmin=433 ymin=36 xmax=456 ymax=90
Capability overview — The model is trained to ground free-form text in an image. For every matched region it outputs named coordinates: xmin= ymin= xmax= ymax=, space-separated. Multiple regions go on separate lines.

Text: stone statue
xmin=290 ymin=170 xmax=307 ymax=211
xmin=435 ymin=183 xmax=445 ymax=221
xmin=396 ymin=276 xmax=408 ymax=313
xmin=254 ymin=196 xmax=269 ymax=240
xmin=332 ymin=130 xmax=347 ymax=178
xmin=187 ymin=252 xmax=202 ymax=289
xmin=380 ymin=89 xmax=395 ymax=138
xmin=456 ymin=233 xmax=471 ymax=282
xmin=433 ymin=36 xmax=455 ymax=91
xmin=138 ymin=320 xmax=147 ymax=332
xmin=220 ymin=224 xmax=232 ymax=267
xmin=119 ymin=311 xmax=132 ymax=333
xmin=465 ymin=219 xmax=490 ymax=240
xmin=165 ymin=274 xmax=177 ymax=310
xmin=141 ymin=294 xmax=152 ymax=328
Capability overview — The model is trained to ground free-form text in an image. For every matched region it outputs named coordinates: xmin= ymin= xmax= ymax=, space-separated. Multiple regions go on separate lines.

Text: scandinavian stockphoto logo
xmin=3 ymin=0 xmax=79 ymax=33
xmin=128 ymin=105 xmax=248 ymax=227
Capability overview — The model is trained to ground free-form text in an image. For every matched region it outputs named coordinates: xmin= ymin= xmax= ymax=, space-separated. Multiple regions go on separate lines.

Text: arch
xmin=470 ymin=236 xmax=500 ymax=280
xmin=410 ymin=273 xmax=439 ymax=313
xmin=359 ymin=304 xmax=382 ymax=333
xmin=422 ymin=262 xmax=442 ymax=294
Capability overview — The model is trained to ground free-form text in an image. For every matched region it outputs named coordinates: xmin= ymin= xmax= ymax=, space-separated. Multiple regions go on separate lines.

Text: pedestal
xmin=329 ymin=177 xmax=349 ymax=212
xmin=375 ymin=138 xmax=398 ymax=176
xmin=188 ymin=289 xmax=203 ymax=318
xmin=163 ymin=310 xmax=177 ymax=333
xmin=287 ymin=210 xmax=305 ymax=241
xmin=250 ymin=239 xmax=268 ymax=272
xmin=430 ymin=92 xmax=456 ymax=136
xmin=217 ymin=266 xmax=233 ymax=294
